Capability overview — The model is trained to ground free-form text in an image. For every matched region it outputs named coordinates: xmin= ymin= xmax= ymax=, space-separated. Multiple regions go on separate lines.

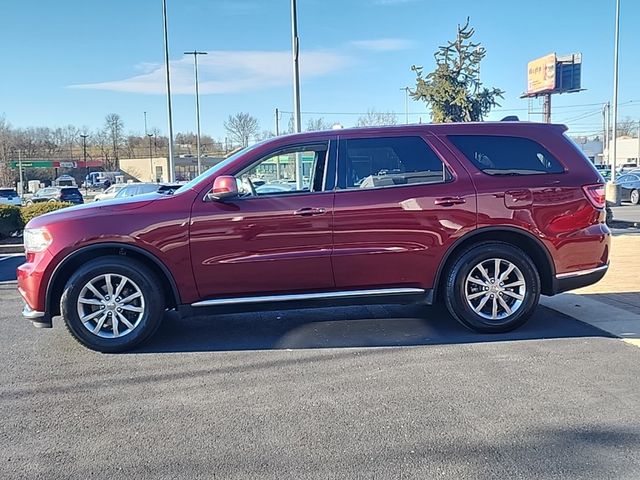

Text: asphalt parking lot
xmin=1 ymin=279 xmax=640 ymax=479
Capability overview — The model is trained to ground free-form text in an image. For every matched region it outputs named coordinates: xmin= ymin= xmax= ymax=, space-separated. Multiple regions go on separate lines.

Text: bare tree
xmin=224 ymin=113 xmax=260 ymax=148
xmin=0 ymin=115 xmax=15 ymax=186
xmin=306 ymin=118 xmax=333 ymax=131
xmin=617 ymin=117 xmax=638 ymax=138
xmin=104 ymin=113 xmax=124 ymax=169
xmin=357 ymin=109 xmax=398 ymax=127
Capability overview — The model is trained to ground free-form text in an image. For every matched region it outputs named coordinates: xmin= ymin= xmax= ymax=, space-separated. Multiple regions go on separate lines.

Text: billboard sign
xmin=527 ymin=53 xmax=556 ymax=95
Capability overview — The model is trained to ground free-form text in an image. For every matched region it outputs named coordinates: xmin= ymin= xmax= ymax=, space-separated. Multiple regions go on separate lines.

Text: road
xmin=1 ymin=281 xmax=639 ymax=479
xmin=611 ymin=203 xmax=640 ymax=224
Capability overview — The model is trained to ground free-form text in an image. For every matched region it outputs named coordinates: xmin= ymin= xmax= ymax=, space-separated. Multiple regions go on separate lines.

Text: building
xmin=602 ymin=136 xmax=640 ymax=168
xmin=571 ymin=138 xmax=603 ymax=164
xmin=119 ymin=155 xmax=228 ymax=183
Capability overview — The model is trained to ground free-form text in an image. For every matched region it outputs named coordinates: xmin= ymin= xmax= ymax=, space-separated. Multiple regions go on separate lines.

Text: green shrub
xmin=21 ymin=202 xmax=73 ymax=226
xmin=0 ymin=205 xmax=23 ymax=238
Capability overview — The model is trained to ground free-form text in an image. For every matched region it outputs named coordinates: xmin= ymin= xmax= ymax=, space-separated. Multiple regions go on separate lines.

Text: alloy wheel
xmin=76 ymin=273 xmax=145 ymax=338
xmin=464 ymin=258 xmax=526 ymax=321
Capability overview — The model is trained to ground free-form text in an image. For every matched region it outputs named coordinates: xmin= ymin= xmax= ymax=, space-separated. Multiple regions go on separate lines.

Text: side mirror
xmin=207 ymin=175 xmax=239 ymax=201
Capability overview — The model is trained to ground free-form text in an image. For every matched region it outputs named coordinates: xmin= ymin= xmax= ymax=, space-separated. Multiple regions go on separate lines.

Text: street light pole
xmin=611 ymin=0 xmax=620 ymax=184
xmin=18 ymin=149 xmax=24 ymax=201
xmin=400 ymin=87 xmax=409 ymax=124
xmin=162 ymin=0 xmax=176 ymax=182
xmin=290 ymin=0 xmax=303 ymax=189
xmin=80 ymin=134 xmax=89 ymax=193
xmin=147 ymin=133 xmax=154 ymax=182
xmin=184 ymin=50 xmax=207 ymax=176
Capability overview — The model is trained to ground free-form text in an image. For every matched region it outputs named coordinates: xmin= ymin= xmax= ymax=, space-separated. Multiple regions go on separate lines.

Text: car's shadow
xmin=132 ymin=303 xmax=612 ymax=354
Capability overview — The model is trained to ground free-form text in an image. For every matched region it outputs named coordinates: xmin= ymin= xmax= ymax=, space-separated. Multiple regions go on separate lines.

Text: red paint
xmin=18 ymin=122 xmax=610 ymax=315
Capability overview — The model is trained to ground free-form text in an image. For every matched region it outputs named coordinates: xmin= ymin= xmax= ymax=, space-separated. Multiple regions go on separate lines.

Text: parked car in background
xmin=53 ymin=175 xmax=77 ymax=187
xmin=94 ymin=184 xmax=127 ymax=201
xmin=113 ymin=183 xmax=161 ymax=199
xmin=26 ymin=186 xmax=84 ymax=205
xmin=18 ymin=122 xmax=609 ymax=352
xmin=615 ymin=173 xmax=640 ymax=204
xmin=0 ymin=188 xmax=21 ymax=206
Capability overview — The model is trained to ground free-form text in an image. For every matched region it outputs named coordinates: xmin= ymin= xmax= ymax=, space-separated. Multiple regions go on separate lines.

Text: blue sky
xmin=1 ymin=0 xmax=639 ymax=140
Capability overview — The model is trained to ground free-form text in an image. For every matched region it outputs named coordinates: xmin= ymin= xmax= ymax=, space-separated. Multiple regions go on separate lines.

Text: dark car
xmin=615 ymin=173 xmax=640 ymax=204
xmin=27 ymin=187 xmax=84 ymax=205
xmin=18 ymin=122 xmax=609 ymax=352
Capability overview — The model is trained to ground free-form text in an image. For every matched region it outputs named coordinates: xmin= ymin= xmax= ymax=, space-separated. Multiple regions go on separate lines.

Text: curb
xmin=541 ymin=293 xmax=640 ymax=345
xmin=0 ymin=244 xmax=24 ymax=255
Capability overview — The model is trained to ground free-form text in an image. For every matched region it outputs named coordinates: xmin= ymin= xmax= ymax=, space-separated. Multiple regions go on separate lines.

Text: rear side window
xmin=0 ymin=189 xmax=18 ymax=198
xmin=61 ymin=188 xmax=81 ymax=195
xmin=448 ymin=135 xmax=564 ymax=175
xmin=341 ymin=136 xmax=450 ymax=189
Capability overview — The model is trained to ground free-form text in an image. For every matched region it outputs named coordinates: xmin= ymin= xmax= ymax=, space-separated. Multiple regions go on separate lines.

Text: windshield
xmin=173 ymin=143 xmax=265 ymax=195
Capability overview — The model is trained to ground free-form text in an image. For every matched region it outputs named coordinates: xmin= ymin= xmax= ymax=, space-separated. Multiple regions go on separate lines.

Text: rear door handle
xmin=293 ymin=207 xmax=327 ymax=216
xmin=434 ymin=196 xmax=466 ymax=206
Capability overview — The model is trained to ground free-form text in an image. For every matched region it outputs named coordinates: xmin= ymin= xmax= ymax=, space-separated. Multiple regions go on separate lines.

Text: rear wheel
xmin=630 ymin=189 xmax=639 ymax=205
xmin=444 ymin=242 xmax=540 ymax=333
xmin=60 ymin=256 xmax=164 ymax=352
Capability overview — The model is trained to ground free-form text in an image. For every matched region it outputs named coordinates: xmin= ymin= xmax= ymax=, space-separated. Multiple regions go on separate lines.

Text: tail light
xmin=582 ymin=184 xmax=606 ymax=209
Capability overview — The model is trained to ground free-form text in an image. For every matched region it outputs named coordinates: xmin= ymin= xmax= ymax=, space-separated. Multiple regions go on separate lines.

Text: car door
xmin=331 ymin=132 xmax=476 ymax=292
xmin=617 ymin=175 xmax=632 ymax=201
xmin=189 ymin=138 xmax=337 ymax=299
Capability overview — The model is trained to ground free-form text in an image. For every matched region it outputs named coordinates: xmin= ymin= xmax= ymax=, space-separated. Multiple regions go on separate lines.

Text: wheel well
xmin=47 ymin=245 xmax=179 ymax=317
xmin=436 ymin=229 xmax=555 ymax=298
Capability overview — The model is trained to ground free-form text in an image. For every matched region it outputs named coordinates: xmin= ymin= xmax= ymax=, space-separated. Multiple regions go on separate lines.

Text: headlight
xmin=24 ymin=228 xmax=53 ymax=253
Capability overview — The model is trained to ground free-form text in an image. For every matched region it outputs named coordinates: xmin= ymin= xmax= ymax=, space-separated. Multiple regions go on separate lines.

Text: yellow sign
xmin=527 ymin=53 xmax=556 ymax=94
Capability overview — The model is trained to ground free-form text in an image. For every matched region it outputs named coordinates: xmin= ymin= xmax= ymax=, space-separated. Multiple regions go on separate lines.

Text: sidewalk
xmin=542 ymin=232 xmax=640 ymax=343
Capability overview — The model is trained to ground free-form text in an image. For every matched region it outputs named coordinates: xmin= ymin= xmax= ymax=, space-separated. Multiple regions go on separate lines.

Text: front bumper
xmin=553 ymin=264 xmax=609 ymax=294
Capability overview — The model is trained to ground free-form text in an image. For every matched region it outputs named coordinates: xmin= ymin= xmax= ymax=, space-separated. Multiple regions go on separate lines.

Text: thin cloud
xmin=69 ymin=50 xmax=348 ymax=95
xmin=351 ymin=38 xmax=415 ymax=52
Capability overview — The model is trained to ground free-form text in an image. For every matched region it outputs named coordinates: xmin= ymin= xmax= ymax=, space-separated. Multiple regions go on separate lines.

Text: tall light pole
xmin=291 ymin=0 xmax=303 ymax=189
xmin=184 ymin=50 xmax=207 ymax=175
xmin=610 ymin=0 xmax=620 ymax=185
xmin=80 ymin=134 xmax=89 ymax=193
xmin=162 ymin=0 xmax=176 ymax=182
xmin=400 ymin=87 xmax=410 ymax=124
xmin=147 ymin=133 xmax=154 ymax=182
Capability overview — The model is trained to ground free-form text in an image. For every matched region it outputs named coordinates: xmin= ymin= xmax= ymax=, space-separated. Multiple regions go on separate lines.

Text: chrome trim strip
xmin=22 ymin=304 xmax=45 ymax=319
xmin=556 ymin=264 xmax=608 ymax=280
xmin=191 ymin=287 xmax=426 ymax=308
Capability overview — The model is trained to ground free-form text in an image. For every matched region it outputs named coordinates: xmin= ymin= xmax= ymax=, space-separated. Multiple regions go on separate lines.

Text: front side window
xmin=448 ymin=135 xmax=564 ymax=175
xmin=235 ymin=143 xmax=329 ymax=196
xmin=340 ymin=136 xmax=450 ymax=190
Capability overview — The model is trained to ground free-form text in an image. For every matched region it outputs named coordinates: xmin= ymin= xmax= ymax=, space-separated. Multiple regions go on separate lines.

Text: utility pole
xmin=275 ymin=108 xmax=280 ymax=136
xmin=18 ymin=150 xmax=24 ymax=200
xmin=80 ymin=134 xmax=89 ymax=193
xmin=602 ymin=102 xmax=610 ymax=165
xmin=162 ymin=0 xmax=176 ymax=182
xmin=542 ymin=93 xmax=552 ymax=124
xmin=144 ymin=111 xmax=148 ymax=135
xmin=184 ymin=50 xmax=207 ymax=175
xmin=290 ymin=0 xmax=303 ymax=189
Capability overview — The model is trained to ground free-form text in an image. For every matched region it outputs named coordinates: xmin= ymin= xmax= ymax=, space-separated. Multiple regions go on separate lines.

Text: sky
xmin=1 ymin=0 xmax=639 ymax=141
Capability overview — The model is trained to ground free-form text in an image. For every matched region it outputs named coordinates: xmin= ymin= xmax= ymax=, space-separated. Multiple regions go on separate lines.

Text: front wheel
xmin=630 ymin=189 xmax=639 ymax=205
xmin=444 ymin=242 xmax=540 ymax=333
xmin=61 ymin=256 xmax=164 ymax=352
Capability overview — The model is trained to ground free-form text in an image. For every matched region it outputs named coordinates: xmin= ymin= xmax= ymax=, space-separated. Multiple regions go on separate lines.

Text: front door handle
xmin=434 ymin=196 xmax=466 ymax=206
xmin=293 ymin=207 xmax=327 ymax=216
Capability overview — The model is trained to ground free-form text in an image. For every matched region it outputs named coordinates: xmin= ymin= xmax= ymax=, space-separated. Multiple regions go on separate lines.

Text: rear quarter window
xmin=448 ymin=135 xmax=564 ymax=175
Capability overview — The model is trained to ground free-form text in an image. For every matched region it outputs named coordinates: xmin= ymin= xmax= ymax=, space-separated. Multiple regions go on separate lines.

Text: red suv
xmin=17 ymin=123 xmax=610 ymax=352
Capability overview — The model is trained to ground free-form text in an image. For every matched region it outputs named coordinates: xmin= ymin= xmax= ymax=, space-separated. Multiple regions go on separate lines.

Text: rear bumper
xmin=22 ymin=304 xmax=52 ymax=328
xmin=552 ymin=264 xmax=608 ymax=294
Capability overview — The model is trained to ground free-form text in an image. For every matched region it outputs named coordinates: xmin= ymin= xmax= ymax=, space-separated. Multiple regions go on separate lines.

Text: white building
xmin=571 ymin=138 xmax=603 ymax=164
xmin=602 ymin=136 xmax=640 ymax=168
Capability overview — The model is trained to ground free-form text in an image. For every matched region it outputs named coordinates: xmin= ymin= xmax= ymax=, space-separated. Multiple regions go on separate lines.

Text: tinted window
xmin=342 ymin=136 xmax=449 ymax=189
xmin=61 ymin=188 xmax=81 ymax=195
xmin=0 ymin=189 xmax=18 ymax=198
xmin=449 ymin=135 xmax=564 ymax=175
xmin=140 ymin=184 xmax=159 ymax=194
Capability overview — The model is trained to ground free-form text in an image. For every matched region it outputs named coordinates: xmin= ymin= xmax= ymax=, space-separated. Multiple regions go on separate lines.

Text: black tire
xmin=444 ymin=242 xmax=540 ymax=333
xmin=630 ymin=189 xmax=640 ymax=205
xmin=60 ymin=256 xmax=164 ymax=352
